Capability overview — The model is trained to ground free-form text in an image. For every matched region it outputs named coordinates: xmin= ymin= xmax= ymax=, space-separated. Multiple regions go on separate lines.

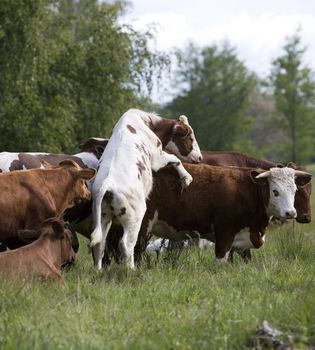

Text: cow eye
xmin=273 ymin=190 xmax=279 ymax=197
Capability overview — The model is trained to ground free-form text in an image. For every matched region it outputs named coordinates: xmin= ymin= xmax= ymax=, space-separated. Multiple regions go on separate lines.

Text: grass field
xmin=0 ymin=173 xmax=315 ymax=349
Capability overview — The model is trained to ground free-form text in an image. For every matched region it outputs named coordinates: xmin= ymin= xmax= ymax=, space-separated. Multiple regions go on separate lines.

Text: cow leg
xmin=215 ymin=233 xmax=234 ymax=262
xmin=92 ymin=218 xmax=112 ymax=270
xmin=151 ymin=152 xmax=192 ymax=190
xmin=240 ymin=249 xmax=252 ymax=263
xmin=119 ymin=206 xmax=146 ymax=269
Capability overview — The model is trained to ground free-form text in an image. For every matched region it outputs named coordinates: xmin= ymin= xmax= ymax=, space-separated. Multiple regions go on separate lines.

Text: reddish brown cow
xmin=0 ymin=218 xmax=76 ymax=282
xmin=201 ymin=150 xmax=312 ymax=224
xmin=0 ymin=160 xmax=95 ymax=243
xmin=104 ymin=163 xmax=311 ymax=264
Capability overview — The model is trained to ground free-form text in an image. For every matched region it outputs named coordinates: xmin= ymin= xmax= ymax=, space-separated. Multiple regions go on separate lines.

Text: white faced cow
xmin=102 ymin=164 xmax=311 ymax=265
xmin=90 ymin=108 xmax=202 ymax=269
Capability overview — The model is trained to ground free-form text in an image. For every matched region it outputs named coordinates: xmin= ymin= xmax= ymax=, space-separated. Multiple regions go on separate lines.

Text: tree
xmin=270 ymin=31 xmax=315 ymax=164
xmin=0 ymin=0 xmax=167 ymax=152
xmin=164 ymin=42 xmax=254 ymax=151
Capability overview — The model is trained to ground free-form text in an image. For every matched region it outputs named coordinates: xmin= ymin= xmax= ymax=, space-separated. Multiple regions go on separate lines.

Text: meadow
xmin=0 ymin=174 xmax=315 ymax=349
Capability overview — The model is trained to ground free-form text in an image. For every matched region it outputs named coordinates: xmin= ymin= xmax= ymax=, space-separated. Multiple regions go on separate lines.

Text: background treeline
xmin=0 ymin=0 xmax=315 ymax=164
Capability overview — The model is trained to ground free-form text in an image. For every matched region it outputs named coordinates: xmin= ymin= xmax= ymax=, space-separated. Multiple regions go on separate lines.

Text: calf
xmin=105 ymin=163 xmax=311 ymax=264
xmin=202 ymin=150 xmax=312 ymax=224
xmin=90 ymin=108 xmax=202 ymax=269
xmin=0 ymin=160 xmax=95 ymax=243
xmin=0 ymin=218 xmax=75 ymax=282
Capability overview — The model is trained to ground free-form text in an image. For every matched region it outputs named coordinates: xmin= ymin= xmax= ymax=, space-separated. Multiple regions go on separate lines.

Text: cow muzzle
xmin=296 ymin=213 xmax=311 ymax=224
xmin=285 ymin=209 xmax=297 ymax=220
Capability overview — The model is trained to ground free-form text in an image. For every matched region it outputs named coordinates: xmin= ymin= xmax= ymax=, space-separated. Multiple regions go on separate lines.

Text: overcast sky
xmin=122 ymin=0 xmax=315 ymax=102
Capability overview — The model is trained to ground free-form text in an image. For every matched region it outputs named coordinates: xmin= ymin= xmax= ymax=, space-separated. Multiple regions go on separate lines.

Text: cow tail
xmin=90 ymin=180 xmax=111 ymax=247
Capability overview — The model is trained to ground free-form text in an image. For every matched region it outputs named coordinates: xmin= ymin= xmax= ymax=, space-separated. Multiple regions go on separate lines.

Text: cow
xmin=90 ymin=108 xmax=202 ymax=269
xmin=103 ymin=163 xmax=311 ymax=264
xmin=0 ymin=138 xmax=105 ymax=251
xmin=0 ymin=137 xmax=108 ymax=173
xmin=0 ymin=218 xmax=76 ymax=282
xmin=0 ymin=160 xmax=95 ymax=245
xmin=201 ymin=151 xmax=312 ymax=224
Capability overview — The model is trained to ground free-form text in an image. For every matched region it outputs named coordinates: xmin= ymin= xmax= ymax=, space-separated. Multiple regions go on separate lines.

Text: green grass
xmin=0 ymin=223 xmax=315 ymax=350
xmin=0 ymin=166 xmax=314 ymax=349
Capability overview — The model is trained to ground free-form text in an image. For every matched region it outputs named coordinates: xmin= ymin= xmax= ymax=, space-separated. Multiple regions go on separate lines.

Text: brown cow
xmin=0 ymin=160 xmax=95 ymax=244
xmin=104 ymin=163 xmax=311 ymax=264
xmin=201 ymin=151 xmax=312 ymax=224
xmin=0 ymin=218 xmax=76 ymax=282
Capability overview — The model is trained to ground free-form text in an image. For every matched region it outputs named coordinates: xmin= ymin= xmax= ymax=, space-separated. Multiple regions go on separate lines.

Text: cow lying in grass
xmin=104 ymin=163 xmax=311 ymax=264
xmin=90 ymin=109 xmax=202 ymax=269
xmin=0 ymin=218 xmax=76 ymax=282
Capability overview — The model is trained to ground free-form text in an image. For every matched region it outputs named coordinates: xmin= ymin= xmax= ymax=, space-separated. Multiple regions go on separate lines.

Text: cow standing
xmin=104 ymin=163 xmax=311 ymax=263
xmin=0 ymin=218 xmax=76 ymax=282
xmin=90 ymin=109 xmax=202 ymax=269
xmin=0 ymin=160 xmax=95 ymax=244
xmin=0 ymin=138 xmax=105 ymax=251
xmin=201 ymin=150 xmax=312 ymax=224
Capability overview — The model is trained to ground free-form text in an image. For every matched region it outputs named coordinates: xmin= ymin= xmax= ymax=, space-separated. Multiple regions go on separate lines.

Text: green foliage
xmin=269 ymin=31 xmax=315 ymax=164
xmin=164 ymin=42 xmax=255 ymax=151
xmin=0 ymin=0 xmax=167 ymax=153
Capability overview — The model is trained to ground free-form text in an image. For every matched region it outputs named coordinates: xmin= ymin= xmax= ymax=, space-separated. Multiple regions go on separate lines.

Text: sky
xmin=122 ymin=0 xmax=315 ymax=102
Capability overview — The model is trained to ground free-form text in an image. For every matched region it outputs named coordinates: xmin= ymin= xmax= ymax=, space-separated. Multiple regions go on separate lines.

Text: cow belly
xmin=152 ymin=220 xmax=205 ymax=241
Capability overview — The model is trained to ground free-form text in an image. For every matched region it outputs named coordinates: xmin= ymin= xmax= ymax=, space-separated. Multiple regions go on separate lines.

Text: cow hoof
xmin=180 ymin=175 xmax=193 ymax=192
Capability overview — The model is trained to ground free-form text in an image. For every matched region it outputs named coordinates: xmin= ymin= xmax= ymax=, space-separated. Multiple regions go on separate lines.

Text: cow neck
xmin=41 ymin=168 xmax=75 ymax=213
xmin=149 ymin=118 xmax=175 ymax=148
xmin=251 ymin=183 xmax=270 ymax=230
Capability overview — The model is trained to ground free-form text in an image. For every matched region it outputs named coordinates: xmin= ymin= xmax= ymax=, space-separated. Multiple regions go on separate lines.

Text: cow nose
xmin=304 ymin=214 xmax=311 ymax=223
xmin=198 ymin=155 xmax=203 ymax=162
xmin=285 ymin=210 xmax=296 ymax=219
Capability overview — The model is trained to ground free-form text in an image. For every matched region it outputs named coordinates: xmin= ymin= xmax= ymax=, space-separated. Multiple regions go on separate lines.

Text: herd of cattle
xmin=0 ymin=108 xmax=312 ymax=281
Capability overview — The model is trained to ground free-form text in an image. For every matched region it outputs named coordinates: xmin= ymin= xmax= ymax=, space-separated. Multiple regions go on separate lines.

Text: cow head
xmin=165 ymin=115 xmax=202 ymax=164
xmin=50 ymin=219 xmax=77 ymax=266
xmin=58 ymin=160 xmax=96 ymax=205
xmin=18 ymin=218 xmax=78 ymax=258
xmin=287 ymin=162 xmax=312 ymax=223
xmin=252 ymin=167 xmax=311 ymax=220
xmin=79 ymin=137 xmax=108 ymax=160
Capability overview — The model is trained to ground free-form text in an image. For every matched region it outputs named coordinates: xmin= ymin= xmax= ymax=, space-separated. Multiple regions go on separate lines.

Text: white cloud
xmin=123 ymin=8 xmax=315 ymax=101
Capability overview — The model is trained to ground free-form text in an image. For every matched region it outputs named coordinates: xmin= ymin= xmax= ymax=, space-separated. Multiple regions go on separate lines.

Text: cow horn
xmin=255 ymin=170 xmax=271 ymax=179
xmin=294 ymin=170 xmax=312 ymax=177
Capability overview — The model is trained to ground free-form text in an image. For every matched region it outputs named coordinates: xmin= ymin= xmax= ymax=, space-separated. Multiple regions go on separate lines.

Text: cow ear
xmin=95 ymin=146 xmax=105 ymax=160
xmin=17 ymin=229 xmax=40 ymax=244
xmin=52 ymin=221 xmax=65 ymax=238
xmin=178 ymin=115 xmax=189 ymax=125
xmin=78 ymin=167 xmax=96 ymax=181
xmin=250 ymin=170 xmax=268 ymax=186
xmin=41 ymin=160 xmax=54 ymax=168
xmin=286 ymin=162 xmax=297 ymax=169
xmin=173 ymin=123 xmax=190 ymax=138
xmin=58 ymin=159 xmax=79 ymax=169
xmin=295 ymin=175 xmax=312 ymax=187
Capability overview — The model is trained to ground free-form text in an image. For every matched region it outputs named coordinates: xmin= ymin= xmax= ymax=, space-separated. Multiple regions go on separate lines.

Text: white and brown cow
xmin=0 ymin=137 xmax=108 ymax=174
xmin=90 ymin=108 xmax=202 ymax=269
xmin=104 ymin=163 xmax=311 ymax=264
